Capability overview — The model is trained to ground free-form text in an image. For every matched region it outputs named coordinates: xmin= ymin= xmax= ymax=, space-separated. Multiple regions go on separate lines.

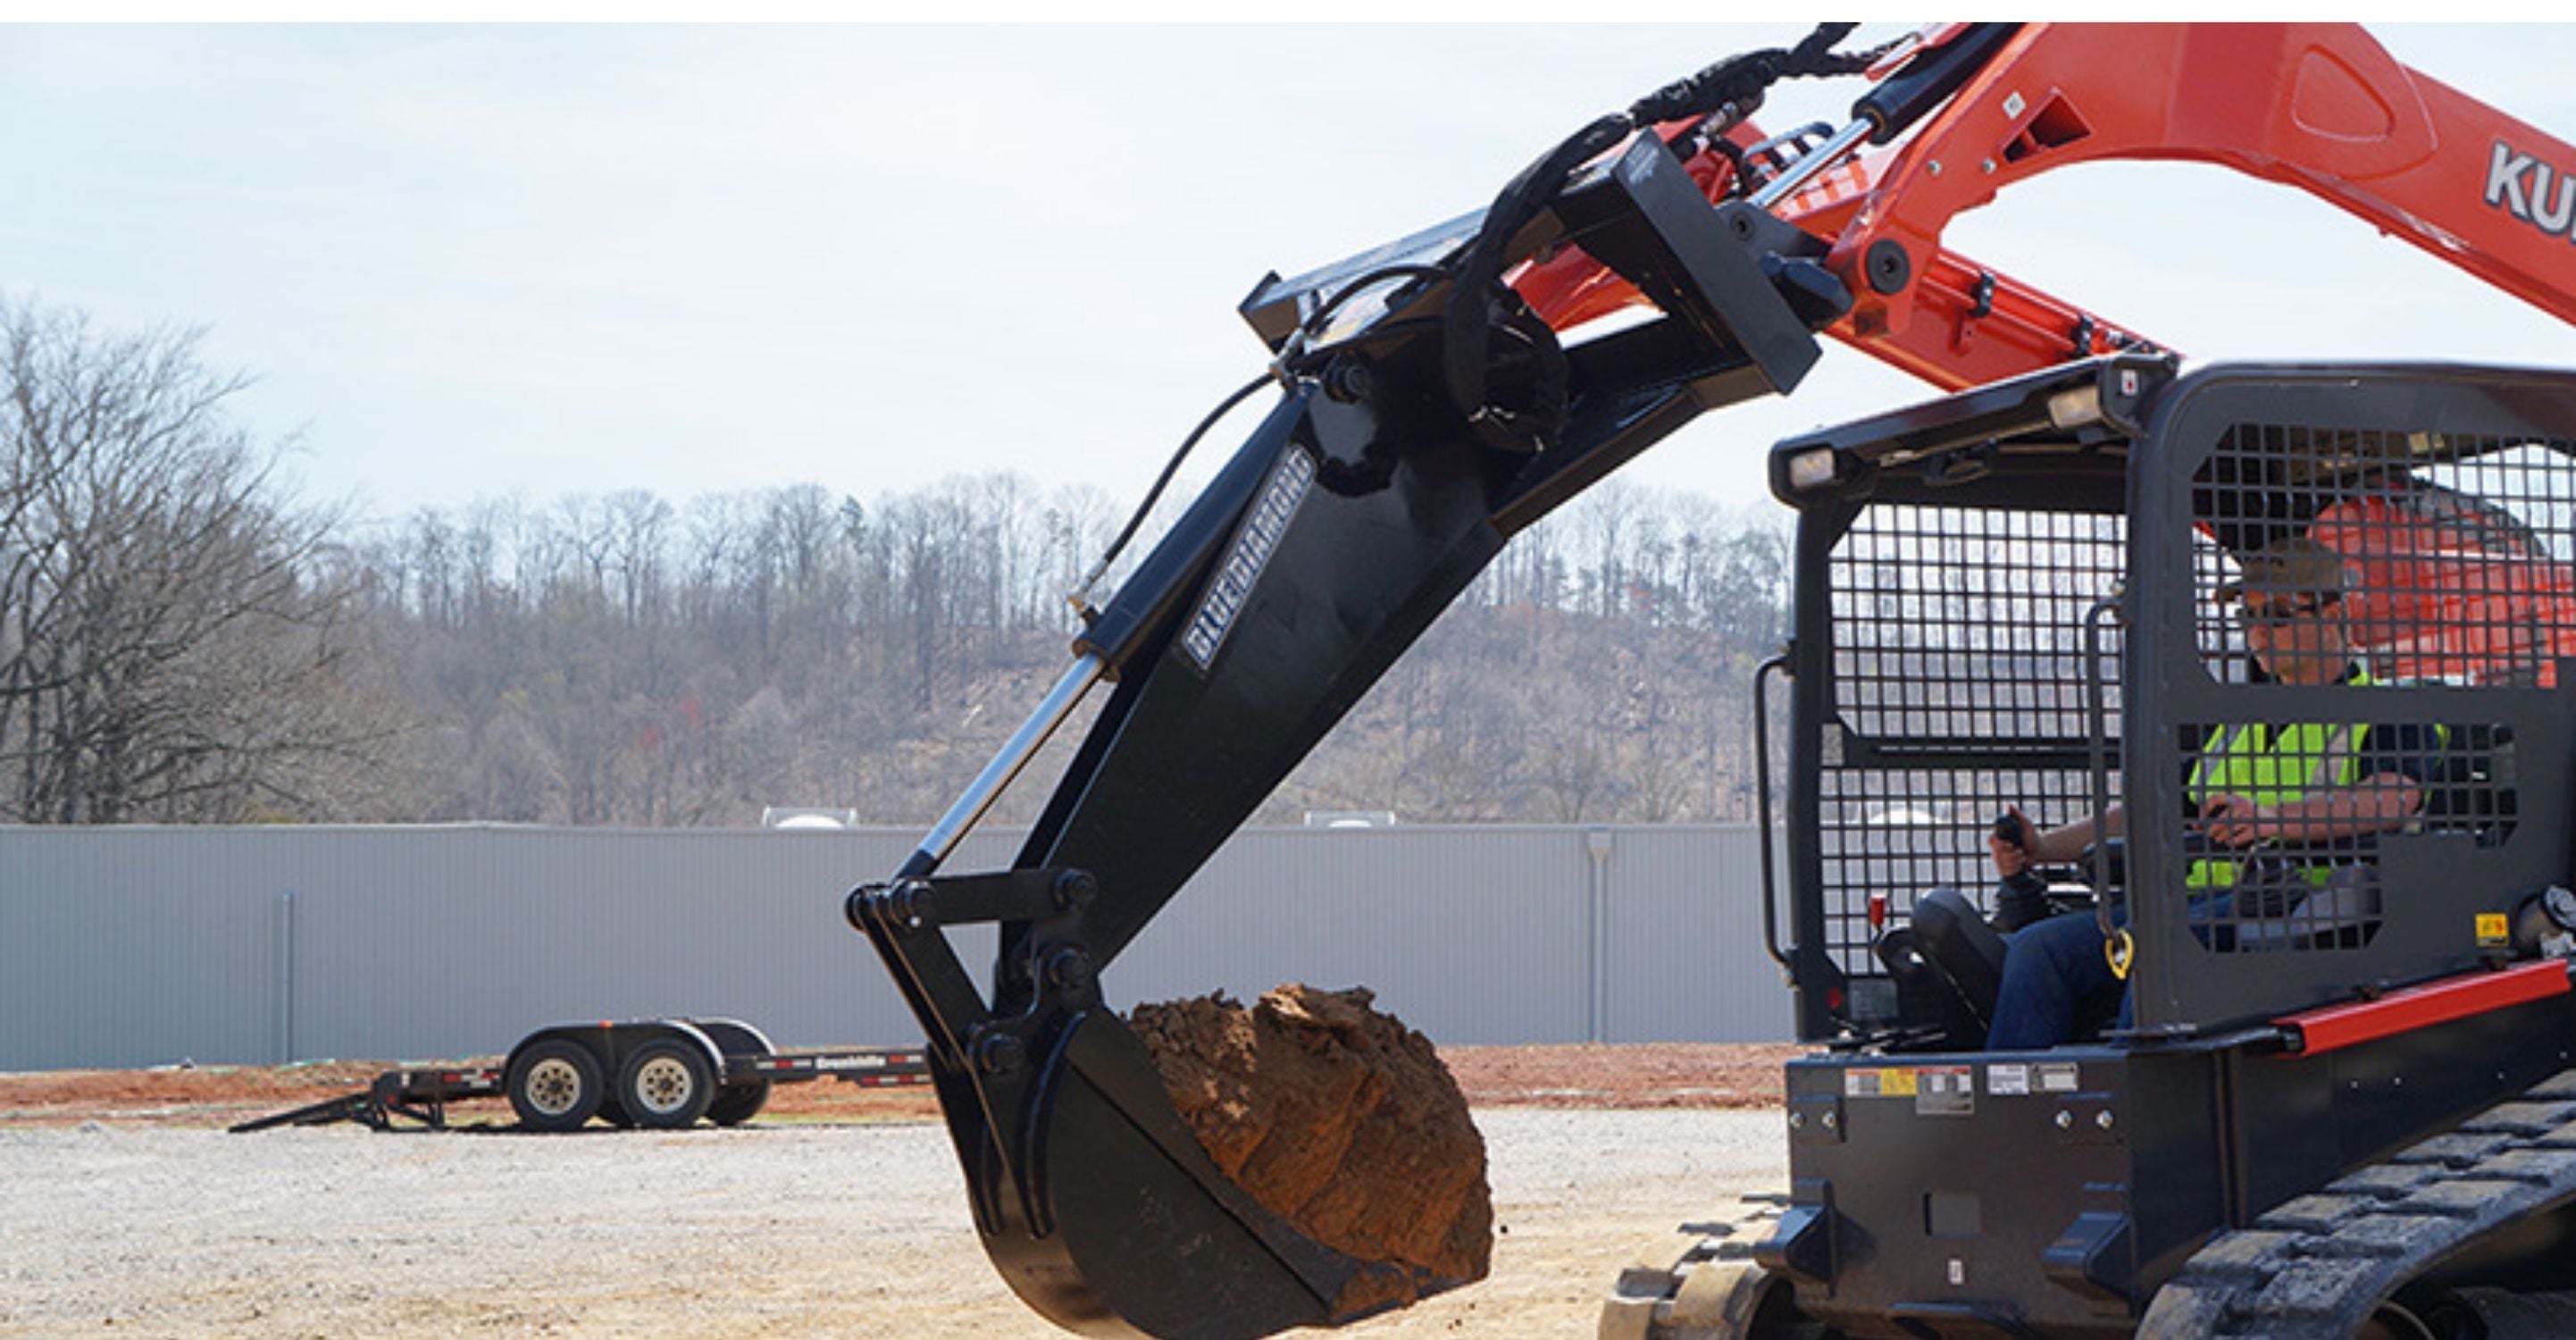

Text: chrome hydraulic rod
xmin=1748 ymin=116 xmax=1872 ymax=211
xmin=896 ymin=653 xmax=1107 ymax=880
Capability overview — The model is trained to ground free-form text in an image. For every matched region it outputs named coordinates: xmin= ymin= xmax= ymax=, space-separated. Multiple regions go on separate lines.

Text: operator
xmin=1982 ymin=536 xmax=2437 ymax=1050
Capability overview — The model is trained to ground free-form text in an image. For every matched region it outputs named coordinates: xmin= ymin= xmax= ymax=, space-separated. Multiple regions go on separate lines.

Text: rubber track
xmin=1603 ymin=1198 xmax=1787 ymax=1340
xmin=2138 ymin=1068 xmax=2576 ymax=1338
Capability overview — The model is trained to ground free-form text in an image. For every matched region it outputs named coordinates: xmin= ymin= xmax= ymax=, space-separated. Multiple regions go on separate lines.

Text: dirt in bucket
xmin=1129 ymin=984 xmax=1492 ymax=1318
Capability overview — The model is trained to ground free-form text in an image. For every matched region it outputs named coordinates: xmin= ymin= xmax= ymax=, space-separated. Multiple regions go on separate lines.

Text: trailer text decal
xmin=2486 ymin=139 xmax=2576 ymax=239
xmin=1181 ymin=446 xmax=1316 ymax=673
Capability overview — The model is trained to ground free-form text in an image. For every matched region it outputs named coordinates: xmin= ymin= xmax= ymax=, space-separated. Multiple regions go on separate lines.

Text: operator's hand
xmin=2200 ymin=792 xmax=2271 ymax=849
xmin=1989 ymin=806 xmax=2035 ymax=878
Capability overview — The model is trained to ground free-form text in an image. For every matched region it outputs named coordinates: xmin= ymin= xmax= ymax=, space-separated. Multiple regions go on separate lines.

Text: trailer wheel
xmin=706 ymin=1080 xmax=772 ymax=1127
xmin=506 ymin=1039 xmax=606 ymax=1133
xmin=618 ymin=1038 xmax=716 ymax=1129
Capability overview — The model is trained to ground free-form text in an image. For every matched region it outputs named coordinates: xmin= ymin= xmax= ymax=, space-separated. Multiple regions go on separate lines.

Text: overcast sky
xmin=4 ymin=23 xmax=2574 ymax=524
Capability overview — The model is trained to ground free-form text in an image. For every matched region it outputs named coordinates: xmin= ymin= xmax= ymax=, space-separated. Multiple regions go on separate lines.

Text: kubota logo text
xmin=2486 ymin=139 xmax=2576 ymax=239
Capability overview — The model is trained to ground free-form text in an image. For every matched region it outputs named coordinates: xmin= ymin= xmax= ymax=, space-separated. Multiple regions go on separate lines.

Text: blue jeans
xmin=1987 ymin=903 xmax=2131 ymax=1051
xmin=1988 ymin=890 xmax=2256 ymax=1048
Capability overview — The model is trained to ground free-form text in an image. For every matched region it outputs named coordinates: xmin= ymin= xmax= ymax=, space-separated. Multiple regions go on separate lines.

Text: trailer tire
xmin=618 ymin=1038 xmax=716 ymax=1129
xmin=706 ymin=1079 xmax=772 ymax=1127
xmin=506 ymin=1038 xmax=606 ymax=1133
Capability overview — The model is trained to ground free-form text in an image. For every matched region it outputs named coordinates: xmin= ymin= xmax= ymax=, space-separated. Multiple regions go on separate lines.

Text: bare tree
xmin=0 ymin=298 xmax=399 ymax=822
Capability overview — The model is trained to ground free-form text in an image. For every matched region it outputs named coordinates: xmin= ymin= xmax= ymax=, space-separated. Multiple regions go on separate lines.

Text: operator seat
xmin=1874 ymin=887 xmax=2010 ymax=1048
xmin=1897 ymin=888 xmax=2123 ymax=1048
xmin=1911 ymin=887 xmax=2008 ymax=1025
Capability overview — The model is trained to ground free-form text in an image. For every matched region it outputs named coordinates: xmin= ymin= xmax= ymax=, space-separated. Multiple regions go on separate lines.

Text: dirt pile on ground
xmin=1130 ymin=984 xmax=1491 ymax=1316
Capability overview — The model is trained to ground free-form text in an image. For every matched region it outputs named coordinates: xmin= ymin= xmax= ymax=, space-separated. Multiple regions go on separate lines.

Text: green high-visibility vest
xmin=2185 ymin=668 xmax=2380 ymax=891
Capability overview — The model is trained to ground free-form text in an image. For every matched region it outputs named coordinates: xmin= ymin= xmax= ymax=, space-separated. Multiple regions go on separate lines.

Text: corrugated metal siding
xmin=0 ymin=831 xmax=280 ymax=1069
xmin=279 ymin=827 xmax=1010 ymax=1064
xmin=1122 ymin=827 xmax=1596 ymax=1046
xmin=1599 ymin=828 xmax=1795 ymax=1043
xmin=0 ymin=825 xmax=1792 ymax=1070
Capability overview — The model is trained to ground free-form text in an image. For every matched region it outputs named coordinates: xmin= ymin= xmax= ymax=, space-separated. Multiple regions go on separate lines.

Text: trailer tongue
xmin=230 ymin=1065 xmax=506 ymax=1133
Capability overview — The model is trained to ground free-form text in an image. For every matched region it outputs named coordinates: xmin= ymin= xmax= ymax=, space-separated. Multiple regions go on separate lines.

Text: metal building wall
xmin=0 ymin=825 xmax=1793 ymax=1071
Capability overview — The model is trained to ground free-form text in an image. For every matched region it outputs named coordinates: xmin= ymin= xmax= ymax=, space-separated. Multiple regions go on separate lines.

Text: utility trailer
xmin=228 ymin=1017 xmax=928 ymax=1134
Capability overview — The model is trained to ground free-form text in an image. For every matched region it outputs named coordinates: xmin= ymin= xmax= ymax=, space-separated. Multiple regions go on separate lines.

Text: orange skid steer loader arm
xmin=1521 ymin=23 xmax=2576 ymax=390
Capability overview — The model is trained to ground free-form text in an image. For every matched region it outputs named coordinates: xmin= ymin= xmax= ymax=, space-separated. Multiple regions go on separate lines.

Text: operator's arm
xmin=2199 ymin=775 xmax=2422 ymax=848
xmin=2201 ymin=721 xmax=2437 ymax=847
xmin=1992 ymin=804 xmax=2123 ymax=875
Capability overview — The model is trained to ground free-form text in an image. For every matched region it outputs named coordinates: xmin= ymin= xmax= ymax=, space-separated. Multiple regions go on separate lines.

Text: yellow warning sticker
xmin=1842 ymin=1068 xmax=1924 ymax=1099
xmin=2478 ymin=912 xmax=2511 ymax=947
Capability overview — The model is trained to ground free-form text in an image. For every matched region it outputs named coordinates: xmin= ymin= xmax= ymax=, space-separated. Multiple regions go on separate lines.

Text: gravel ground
xmin=0 ymin=1108 xmax=1786 ymax=1339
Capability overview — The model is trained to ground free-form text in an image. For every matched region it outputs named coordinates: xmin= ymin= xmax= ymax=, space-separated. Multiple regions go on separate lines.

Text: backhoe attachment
xmin=852 ymin=46 xmax=1868 ymax=1340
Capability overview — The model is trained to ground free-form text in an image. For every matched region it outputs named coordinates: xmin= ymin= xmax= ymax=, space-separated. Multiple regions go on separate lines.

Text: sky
xmin=4 ymin=23 xmax=2575 ymax=526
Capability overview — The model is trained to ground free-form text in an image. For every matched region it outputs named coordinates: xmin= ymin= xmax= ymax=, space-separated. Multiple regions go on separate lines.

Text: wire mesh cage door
xmin=1787 ymin=485 xmax=2128 ymax=1037
xmin=2127 ymin=365 xmax=2576 ymax=1034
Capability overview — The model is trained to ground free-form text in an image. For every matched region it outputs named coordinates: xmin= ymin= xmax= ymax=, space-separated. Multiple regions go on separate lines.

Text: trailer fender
xmin=687 ymin=1017 xmax=776 ymax=1072
xmin=690 ymin=1018 xmax=778 ymax=1127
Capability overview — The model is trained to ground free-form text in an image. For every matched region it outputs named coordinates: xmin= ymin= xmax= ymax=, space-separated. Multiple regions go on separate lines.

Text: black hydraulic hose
xmin=1704 ymin=132 xmax=1754 ymax=199
xmin=1627 ymin=23 xmax=1868 ymax=128
xmin=1293 ymin=264 xmax=1451 ymax=341
xmin=1067 ymin=374 xmax=1273 ymax=618
xmin=1070 ymin=267 xmax=1459 ymax=619
xmin=1438 ymin=110 xmax=1634 ymax=449
xmin=1440 ymin=23 xmax=1879 ymax=444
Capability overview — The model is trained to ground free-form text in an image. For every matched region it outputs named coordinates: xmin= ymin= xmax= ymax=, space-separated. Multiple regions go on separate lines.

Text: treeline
xmin=351 ymin=476 xmax=1129 ymax=826
xmin=3 ymin=298 xmax=1790 ymax=827
xmin=347 ymin=476 xmax=1790 ymax=827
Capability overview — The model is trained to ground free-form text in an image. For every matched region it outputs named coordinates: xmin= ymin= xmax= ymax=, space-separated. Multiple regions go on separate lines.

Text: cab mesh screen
xmin=2171 ymin=429 xmax=2576 ymax=959
xmin=1820 ymin=505 xmax=2125 ymax=977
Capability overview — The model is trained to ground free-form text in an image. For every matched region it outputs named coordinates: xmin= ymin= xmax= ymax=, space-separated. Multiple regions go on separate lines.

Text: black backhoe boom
xmin=847 ymin=51 xmax=1870 ymax=1338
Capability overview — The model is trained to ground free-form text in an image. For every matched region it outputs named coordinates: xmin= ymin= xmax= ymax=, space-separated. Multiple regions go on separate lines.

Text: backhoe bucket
xmin=973 ymin=1007 xmax=1449 ymax=1336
